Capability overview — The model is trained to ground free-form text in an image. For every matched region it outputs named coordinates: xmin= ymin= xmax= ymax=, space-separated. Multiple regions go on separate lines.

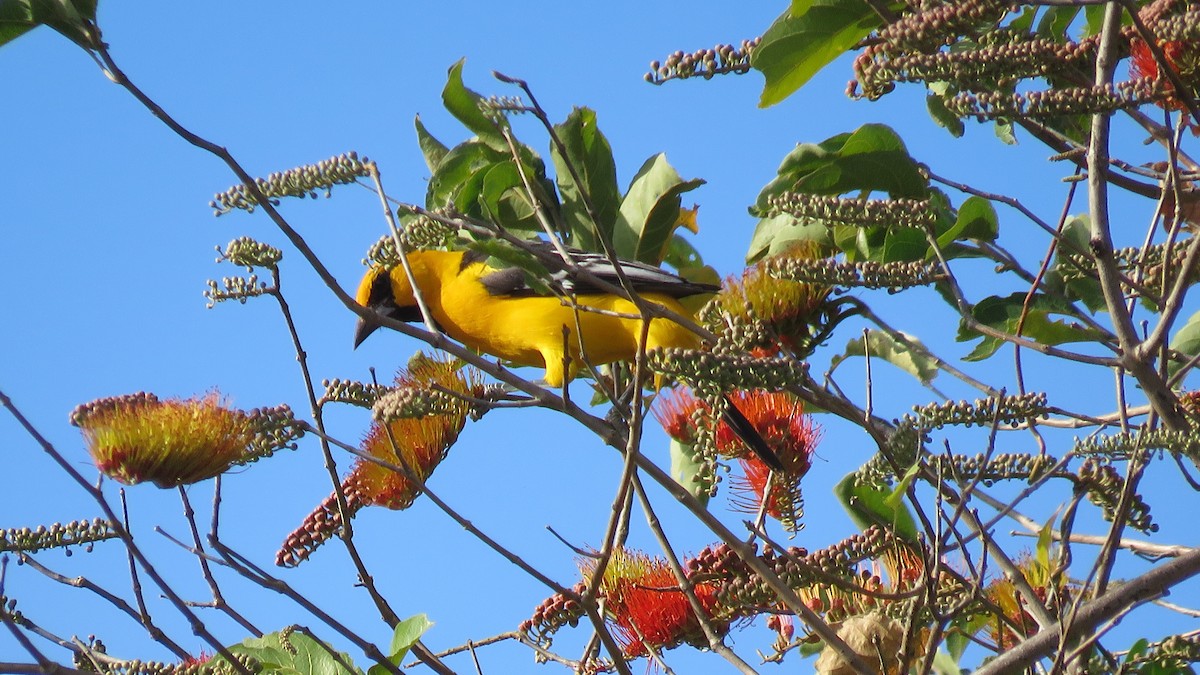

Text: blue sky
xmin=2 ymin=3 xmax=1194 ymax=672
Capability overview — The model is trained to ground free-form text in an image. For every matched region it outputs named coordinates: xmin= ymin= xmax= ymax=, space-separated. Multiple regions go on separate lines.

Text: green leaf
xmin=745 ymin=213 xmax=831 ymax=264
xmin=669 ymin=439 xmax=710 ymax=506
xmin=425 ymin=140 xmax=507 ymax=210
xmin=834 ymin=330 xmax=940 ymax=384
xmin=1168 ymin=309 xmax=1200 ymax=380
xmin=926 ymin=89 xmax=965 ymax=138
xmin=414 ymin=115 xmax=449 ymax=174
xmin=1036 ymin=5 xmax=1078 ymax=40
xmin=753 ymin=124 xmax=929 ymax=210
xmin=0 ymin=0 xmax=96 ymax=50
xmin=221 ymin=628 xmax=362 ymax=675
xmin=994 ymin=118 xmax=1018 ymax=145
xmin=957 ymin=292 xmax=1106 ymax=361
xmin=552 ymin=107 xmax=621 ymax=253
xmin=441 ymin=59 xmax=507 ymax=152
xmin=1045 ymin=216 xmax=1104 ymax=312
xmin=934 ymin=195 xmax=999 ymax=255
xmin=368 ymin=615 xmax=433 ymax=675
xmin=833 ymin=472 xmax=919 ymax=542
xmin=752 ymin=0 xmax=885 ymax=107
xmin=614 ymin=154 xmax=704 ymax=264
xmin=931 ymin=650 xmax=963 ymax=675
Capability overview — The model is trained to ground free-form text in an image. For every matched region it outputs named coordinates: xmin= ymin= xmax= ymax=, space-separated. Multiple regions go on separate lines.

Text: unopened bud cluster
xmin=0 ymin=518 xmax=116 ymax=554
xmin=1078 ymin=457 xmax=1157 ymax=533
xmin=211 ymin=152 xmax=371 ymax=215
xmin=764 ymin=256 xmax=944 ymax=291
xmin=944 ymin=81 xmax=1154 ymax=120
xmin=649 ymin=348 xmax=810 ymax=391
xmin=855 ymin=35 xmax=1093 ymax=101
xmin=520 ymin=581 xmax=588 ymax=647
xmin=204 ymin=274 xmax=270 ymax=308
xmin=871 ymin=0 xmax=1012 ymax=55
xmin=765 ymin=193 xmax=939 ymax=230
xmin=1060 ymin=240 xmax=1196 ymax=300
xmin=1123 ymin=633 xmax=1200 ymax=672
xmin=1073 ymin=427 xmax=1200 ymax=460
xmin=645 ymin=38 xmax=760 ymax=85
xmin=1 ymin=597 xmax=24 ymax=625
xmin=320 ymin=378 xmax=391 ymax=408
xmin=240 ymin=404 xmax=304 ymax=465
xmin=479 ymin=95 xmax=526 ymax=117
xmin=910 ymin=392 xmax=1049 ymax=430
xmin=372 ymin=386 xmax=469 ymax=422
xmin=928 ymin=452 xmax=1058 ymax=486
xmin=216 ymin=237 xmax=283 ymax=271
xmin=98 ymin=655 xmax=257 ymax=675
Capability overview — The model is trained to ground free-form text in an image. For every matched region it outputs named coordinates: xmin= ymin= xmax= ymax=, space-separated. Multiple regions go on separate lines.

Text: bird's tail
xmin=720 ymin=395 xmax=784 ymax=471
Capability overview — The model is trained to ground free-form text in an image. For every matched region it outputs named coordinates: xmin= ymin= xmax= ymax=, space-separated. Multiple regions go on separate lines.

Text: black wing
xmin=465 ymin=242 xmax=719 ymax=299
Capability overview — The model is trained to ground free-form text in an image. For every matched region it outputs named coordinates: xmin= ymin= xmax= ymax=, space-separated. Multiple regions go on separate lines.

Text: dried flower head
xmin=813 ymin=612 xmax=905 ymax=675
xmin=71 ymin=392 xmax=257 ymax=488
xmin=277 ymin=353 xmax=480 ymax=566
xmin=583 ymin=548 xmax=725 ymax=658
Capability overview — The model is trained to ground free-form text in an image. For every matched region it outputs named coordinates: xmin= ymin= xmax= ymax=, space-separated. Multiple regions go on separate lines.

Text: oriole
xmin=353 ymin=245 xmax=783 ymax=470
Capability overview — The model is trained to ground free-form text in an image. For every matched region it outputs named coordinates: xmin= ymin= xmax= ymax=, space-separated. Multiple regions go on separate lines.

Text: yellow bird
xmin=353 ymin=244 xmax=783 ymax=470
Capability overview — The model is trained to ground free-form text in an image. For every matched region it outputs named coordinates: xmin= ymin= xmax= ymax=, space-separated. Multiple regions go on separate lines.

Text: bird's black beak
xmin=353 ymin=314 xmax=380 ymax=349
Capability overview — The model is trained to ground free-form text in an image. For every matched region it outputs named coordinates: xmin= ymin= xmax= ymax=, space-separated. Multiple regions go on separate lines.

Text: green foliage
xmin=551 ymin=107 xmax=621 ymax=253
xmin=0 ymin=0 xmax=95 ymax=50
xmin=834 ymin=329 xmax=940 ymax=385
xmin=367 ymin=615 xmax=433 ymax=675
xmin=218 ymin=628 xmax=361 ymax=675
xmin=957 ymin=292 xmax=1106 ymax=361
xmin=614 ymin=154 xmax=704 ymax=264
xmin=751 ymin=0 xmax=887 ymax=107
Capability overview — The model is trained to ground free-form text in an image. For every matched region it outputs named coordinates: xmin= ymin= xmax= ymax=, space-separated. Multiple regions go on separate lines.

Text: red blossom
xmin=587 ymin=549 xmax=726 ymax=658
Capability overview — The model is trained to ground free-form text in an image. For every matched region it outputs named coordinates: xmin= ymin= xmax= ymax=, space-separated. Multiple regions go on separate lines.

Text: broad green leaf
xmin=752 ymin=0 xmax=885 ymax=107
xmin=926 ymin=89 xmax=965 ymax=138
xmin=753 ymin=125 xmax=928 ymax=211
xmin=669 ymin=438 xmax=710 ymax=506
xmin=834 ymin=330 xmax=940 ymax=384
xmin=1044 ymin=216 xmax=1104 ymax=312
xmin=414 ymin=115 xmax=448 ymax=174
xmin=425 ymin=140 xmax=507 ymax=209
xmin=933 ymin=195 xmax=999 ymax=255
xmin=441 ymin=59 xmax=507 ymax=152
xmin=833 ymin=472 xmax=919 ymax=542
xmin=745 ymin=213 xmax=831 ymax=264
xmin=931 ymin=650 xmax=963 ymax=675
xmin=957 ymin=292 xmax=1106 ymax=361
xmin=0 ymin=0 xmax=96 ymax=50
xmin=478 ymin=161 xmax=537 ymax=230
xmin=1036 ymin=5 xmax=1078 ymax=40
xmin=994 ymin=118 xmax=1018 ymax=145
xmin=222 ymin=628 xmax=361 ymax=675
xmin=1082 ymin=4 xmax=1107 ymax=37
xmin=614 ymin=154 xmax=704 ymax=264
xmin=368 ymin=615 xmax=433 ymax=675
xmin=1168 ymin=309 xmax=1200 ymax=380
xmin=551 ymin=107 xmax=621 ymax=252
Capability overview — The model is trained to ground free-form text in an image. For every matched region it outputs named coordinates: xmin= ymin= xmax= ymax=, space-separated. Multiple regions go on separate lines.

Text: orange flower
xmin=1131 ymin=37 xmax=1198 ymax=114
xmin=713 ymin=244 xmax=831 ymax=355
xmin=71 ymin=392 xmax=255 ymax=488
xmin=585 ymin=548 xmax=725 ymax=658
xmin=276 ymin=354 xmax=479 ymax=567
